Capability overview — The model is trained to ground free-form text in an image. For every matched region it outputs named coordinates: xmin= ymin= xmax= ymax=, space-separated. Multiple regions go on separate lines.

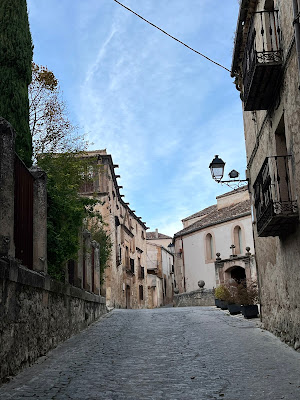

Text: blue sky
xmin=27 ymin=0 xmax=245 ymax=236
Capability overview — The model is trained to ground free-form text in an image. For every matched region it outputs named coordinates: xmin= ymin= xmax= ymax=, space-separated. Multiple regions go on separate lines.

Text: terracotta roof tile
xmin=175 ymin=200 xmax=251 ymax=237
xmin=146 ymin=232 xmax=172 ymax=240
xmin=182 ymin=205 xmax=217 ymax=221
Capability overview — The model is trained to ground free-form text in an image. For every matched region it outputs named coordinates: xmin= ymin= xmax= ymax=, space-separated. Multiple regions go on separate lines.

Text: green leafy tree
xmin=30 ymin=64 xmax=91 ymax=281
xmin=38 ymin=152 xmax=96 ymax=281
xmin=0 ymin=0 xmax=33 ymax=166
xmin=88 ymin=217 xmax=113 ymax=284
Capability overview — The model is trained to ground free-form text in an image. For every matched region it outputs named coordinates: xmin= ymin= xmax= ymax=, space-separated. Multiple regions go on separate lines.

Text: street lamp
xmin=209 ymin=155 xmax=225 ymax=182
xmin=209 ymin=155 xmax=248 ymax=189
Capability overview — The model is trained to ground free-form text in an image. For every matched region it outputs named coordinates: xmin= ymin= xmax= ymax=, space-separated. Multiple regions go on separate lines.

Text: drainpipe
xmin=293 ymin=0 xmax=300 ymax=87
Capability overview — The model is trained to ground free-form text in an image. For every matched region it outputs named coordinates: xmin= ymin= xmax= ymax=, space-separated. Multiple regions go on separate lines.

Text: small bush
xmin=214 ymin=284 xmax=230 ymax=301
xmin=224 ymin=280 xmax=240 ymax=304
xmin=236 ymin=280 xmax=259 ymax=305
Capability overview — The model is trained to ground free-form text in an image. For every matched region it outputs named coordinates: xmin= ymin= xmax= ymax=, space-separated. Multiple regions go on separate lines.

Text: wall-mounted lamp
xmin=209 ymin=155 xmax=248 ymax=189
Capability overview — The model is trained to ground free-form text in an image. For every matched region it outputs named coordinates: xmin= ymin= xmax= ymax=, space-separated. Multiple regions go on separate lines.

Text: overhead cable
xmin=113 ymin=0 xmax=231 ymax=73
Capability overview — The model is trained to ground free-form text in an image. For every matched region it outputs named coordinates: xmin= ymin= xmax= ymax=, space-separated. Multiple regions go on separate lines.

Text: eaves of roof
xmin=174 ymin=211 xmax=251 ymax=238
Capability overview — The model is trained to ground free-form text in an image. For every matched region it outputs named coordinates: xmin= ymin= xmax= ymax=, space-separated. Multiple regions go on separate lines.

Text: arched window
xmin=205 ymin=233 xmax=214 ymax=261
xmin=233 ymin=226 xmax=243 ymax=255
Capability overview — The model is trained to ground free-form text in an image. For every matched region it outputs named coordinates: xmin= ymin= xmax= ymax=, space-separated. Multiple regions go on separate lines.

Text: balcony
xmin=126 ymin=258 xmax=135 ymax=275
xmin=253 ymin=156 xmax=298 ymax=237
xmin=243 ymin=10 xmax=282 ymax=111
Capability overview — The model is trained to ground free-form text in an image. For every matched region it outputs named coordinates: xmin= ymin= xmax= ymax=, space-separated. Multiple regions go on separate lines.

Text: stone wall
xmin=232 ymin=0 xmax=300 ymax=348
xmin=0 ymin=259 xmax=106 ymax=382
xmin=173 ymin=289 xmax=215 ymax=307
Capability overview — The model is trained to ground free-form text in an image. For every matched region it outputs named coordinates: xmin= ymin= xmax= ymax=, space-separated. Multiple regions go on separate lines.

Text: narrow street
xmin=1 ymin=307 xmax=300 ymax=400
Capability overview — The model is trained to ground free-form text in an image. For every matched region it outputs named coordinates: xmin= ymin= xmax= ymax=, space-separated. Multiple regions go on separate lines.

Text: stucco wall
xmin=0 ymin=259 xmax=106 ymax=382
xmin=182 ymin=215 xmax=254 ymax=292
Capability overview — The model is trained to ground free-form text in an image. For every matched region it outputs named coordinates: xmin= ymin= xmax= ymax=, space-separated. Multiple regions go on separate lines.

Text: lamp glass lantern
xmin=209 ymin=155 xmax=225 ymax=182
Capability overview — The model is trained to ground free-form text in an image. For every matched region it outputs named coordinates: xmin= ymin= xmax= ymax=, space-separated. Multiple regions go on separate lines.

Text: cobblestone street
xmin=1 ymin=307 xmax=300 ymax=400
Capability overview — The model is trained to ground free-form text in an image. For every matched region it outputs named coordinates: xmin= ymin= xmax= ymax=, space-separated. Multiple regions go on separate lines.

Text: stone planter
xmin=227 ymin=304 xmax=241 ymax=315
xmin=219 ymin=300 xmax=228 ymax=310
xmin=241 ymin=304 xmax=259 ymax=319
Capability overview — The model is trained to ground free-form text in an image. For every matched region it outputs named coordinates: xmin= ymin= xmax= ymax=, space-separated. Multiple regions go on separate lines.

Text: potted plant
xmin=214 ymin=285 xmax=230 ymax=310
xmin=213 ymin=287 xmax=221 ymax=308
xmin=224 ymin=281 xmax=241 ymax=315
xmin=236 ymin=280 xmax=259 ymax=319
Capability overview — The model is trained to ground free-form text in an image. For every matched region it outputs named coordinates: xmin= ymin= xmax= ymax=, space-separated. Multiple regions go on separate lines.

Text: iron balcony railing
xmin=253 ymin=156 xmax=298 ymax=236
xmin=243 ymin=10 xmax=282 ymax=110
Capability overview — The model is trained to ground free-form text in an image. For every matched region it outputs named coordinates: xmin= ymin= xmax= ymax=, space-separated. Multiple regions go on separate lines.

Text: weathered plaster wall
xmin=161 ymin=248 xmax=174 ymax=305
xmin=0 ymin=260 xmax=106 ymax=382
xmin=216 ymin=189 xmax=249 ymax=209
xmin=80 ymin=151 xmax=148 ymax=309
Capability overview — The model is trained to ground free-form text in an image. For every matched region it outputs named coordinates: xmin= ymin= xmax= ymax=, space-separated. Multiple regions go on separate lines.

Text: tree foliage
xmin=87 ymin=217 xmax=113 ymax=284
xmin=29 ymin=63 xmax=86 ymax=158
xmin=30 ymin=64 xmax=90 ymax=281
xmin=0 ymin=0 xmax=33 ymax=166
xmin=38 ymin=153 xmax=97 ymax=281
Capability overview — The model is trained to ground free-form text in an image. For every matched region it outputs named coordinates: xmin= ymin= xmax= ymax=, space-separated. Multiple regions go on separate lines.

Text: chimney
xmin=155 ymin=228 xmax=159 ymax=238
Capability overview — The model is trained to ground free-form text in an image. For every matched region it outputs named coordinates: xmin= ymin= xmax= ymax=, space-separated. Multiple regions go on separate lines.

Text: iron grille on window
xmin=253 ymin=156 xmax=298 ymax=236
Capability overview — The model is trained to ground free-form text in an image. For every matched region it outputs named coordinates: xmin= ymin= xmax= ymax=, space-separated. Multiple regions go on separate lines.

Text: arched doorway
xmin=230 ymin=266 xmax=246 ymax=283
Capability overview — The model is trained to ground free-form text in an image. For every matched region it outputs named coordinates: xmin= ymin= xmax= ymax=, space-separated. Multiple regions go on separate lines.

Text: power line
xmin=113 ymin=0 xmax=231 ymax=74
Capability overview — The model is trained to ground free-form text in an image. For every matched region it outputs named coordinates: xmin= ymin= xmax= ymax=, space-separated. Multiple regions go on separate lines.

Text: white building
xmin=174 ymin=187 xmax=256 ymax=293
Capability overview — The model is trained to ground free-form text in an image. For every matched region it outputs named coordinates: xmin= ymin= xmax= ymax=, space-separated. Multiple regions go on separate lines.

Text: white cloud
xmin=66 ymin=1 xmax=242 ymax=236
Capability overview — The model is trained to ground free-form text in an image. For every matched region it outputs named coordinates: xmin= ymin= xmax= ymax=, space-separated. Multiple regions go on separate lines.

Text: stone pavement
xmin=0 ymin=307 xmax=300 ymax=400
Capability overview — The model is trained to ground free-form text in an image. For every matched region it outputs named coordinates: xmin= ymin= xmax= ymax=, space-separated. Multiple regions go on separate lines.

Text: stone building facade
xmin=79 ymin=150 xmax=148 ymax=309
xmin=146 ymin=231 xmax=174 ymax=308
xmin=231 ymin=0 xmax=300 ymax=346
xmin=174 ymin=187 xmax=256 ymax=293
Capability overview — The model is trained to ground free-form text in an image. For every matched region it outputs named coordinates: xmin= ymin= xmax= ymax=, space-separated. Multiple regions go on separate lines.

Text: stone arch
xmin=224 ymin=265 xmax=246 ymax=284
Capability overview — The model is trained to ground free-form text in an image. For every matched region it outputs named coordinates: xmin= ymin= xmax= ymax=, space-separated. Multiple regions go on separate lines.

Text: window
xmin=130 ymin=258 xmax=135 ymax=274
xmin=139 ymin=285 xmax=144 ymax=301
xmin=205 ymin=233 xmax=214 ymax=261
xmin=233 ymin=226 xmax=243 ymax=255
xmin=125 ymin=246 xmax=129 ymax=269
xmin=139 ymin=266 xmax=145 ymax=279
